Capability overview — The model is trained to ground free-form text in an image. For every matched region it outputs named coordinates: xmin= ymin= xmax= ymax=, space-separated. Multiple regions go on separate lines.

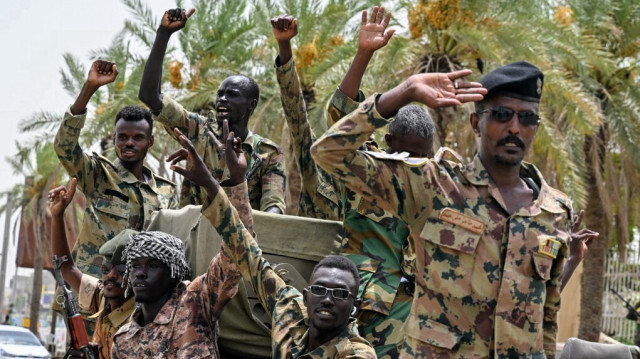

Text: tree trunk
xmin=578 ymin=130 xmax=610 ymax=341
xmin=29 ymin=196 xmax=44 ymax=336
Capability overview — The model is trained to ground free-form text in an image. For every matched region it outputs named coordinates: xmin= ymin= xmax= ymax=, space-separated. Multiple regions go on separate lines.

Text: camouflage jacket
xmin=111 ymin=242 xmax=242 ymax=358
xmin=278 ymin=58 xmax=415 ymax=316
xmin=54 ymin=107 xmax=178 ymax=277
xmin=202 ymin=182 xmax=376 ymax=359
xmin=311 ymin=96 xmax=572 ymax=358
xmin=154 ymin=95 xmax=286 ymax=212
xmin=327 ymin=87 xmax=416 ymax=314
xmin=78 ymin=274 xmax=135 ymax=359
xmin=276 ymin=57 xmax=340 ymax=220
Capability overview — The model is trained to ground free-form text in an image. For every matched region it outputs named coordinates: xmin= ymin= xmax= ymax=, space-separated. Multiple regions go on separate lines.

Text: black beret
xmin=479 ymin=61 xmax=544 ymax=103
xmin=99 ymin=229 xmax=138 ymax=265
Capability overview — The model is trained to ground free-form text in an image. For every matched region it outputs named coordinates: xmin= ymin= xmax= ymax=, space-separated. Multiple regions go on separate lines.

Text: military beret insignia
xmin=539 ymin=237 xmax=562 ymax=259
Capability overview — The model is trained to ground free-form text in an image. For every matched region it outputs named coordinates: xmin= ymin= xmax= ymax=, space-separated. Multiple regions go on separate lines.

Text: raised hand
xmin=87 ymin=60 xmax=118 ymax=88
xmin=271 ymin=15 xmax=298 ymax=43
xmin=358 ymin=6 xmax=395 ymax=54
xmin=209 ymin=120 xmax=247 ymax=186
xmin=409 ymin=70 xmax=487 ymax=107
xmin=160 ymin=8 xmax=196 ymax=33
xmin=568 ymin=209 xmax=599 ymax=261
xmin=168 ymin=128 xmax=220 ymax=199
xmin=48 ymin=178 xmax=77 ymax=218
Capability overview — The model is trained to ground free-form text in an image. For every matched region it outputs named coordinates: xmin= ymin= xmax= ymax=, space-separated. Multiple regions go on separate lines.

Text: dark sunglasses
xmin=476 ymin=106 xmax=540 ymax=126
xmin=101 ymin=262 xmax=126 ymax=276
xmin=308 ymin=285 xmax=353 ymax=300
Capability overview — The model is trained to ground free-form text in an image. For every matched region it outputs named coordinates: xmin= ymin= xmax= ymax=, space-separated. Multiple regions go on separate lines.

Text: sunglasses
xmin=476 ymin=106 xmax=540 ymax=126
xmin=101 ymin=262 xmax=126 ymax=276
xmin=307 ymin=285 xmax=353 ymax=300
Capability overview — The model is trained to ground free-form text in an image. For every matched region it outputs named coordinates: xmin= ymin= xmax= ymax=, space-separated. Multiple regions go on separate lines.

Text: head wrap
xmin=121 ymin=231 xmax=191 ymax=287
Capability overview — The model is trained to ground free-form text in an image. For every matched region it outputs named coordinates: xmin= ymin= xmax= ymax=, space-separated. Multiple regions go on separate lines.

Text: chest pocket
xmin=419 ymin=209 xmax=484 ymax=299
xmin=524 ymin=252 xmax=554 ymax=325
xmin=317 ymin=180 xmax=339 ymax=206
xmin=92 ymin=192 xmax=130 ymax=238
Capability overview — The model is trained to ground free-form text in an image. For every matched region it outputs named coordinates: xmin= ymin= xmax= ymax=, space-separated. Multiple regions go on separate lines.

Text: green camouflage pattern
xmin=154 ymin=95 xmax=286 ymax=212
xmin=311 ymin=95 xmax=572 ymax=358
xmin=54 ymin=108 xmax=178 ymax=277
xmin=277 ymin=57 xmax=414 ymax=358
xmin=202 ymin=182 xmax=376 ymax=358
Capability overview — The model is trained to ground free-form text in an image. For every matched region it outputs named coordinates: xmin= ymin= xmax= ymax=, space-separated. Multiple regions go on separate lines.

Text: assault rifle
xmin=52 ymin=255 xmax=96 ymax=359
xmin=610 ymin=288 xmax=640 ymax=322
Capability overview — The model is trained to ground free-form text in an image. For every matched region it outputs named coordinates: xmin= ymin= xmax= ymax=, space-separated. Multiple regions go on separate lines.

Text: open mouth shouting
xmin=216 ymin=104 xmax=230 ymax=119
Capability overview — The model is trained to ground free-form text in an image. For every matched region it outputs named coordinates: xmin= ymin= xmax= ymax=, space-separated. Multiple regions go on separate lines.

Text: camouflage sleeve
xmin=153 ymin=94 xmax=208 ymax=142
xmin=201 ymin=185 xmax=286 ymax=317
xmin=276 ymin=57 xmax=340 ymax=217
xmin=77 ymin=274 xmax=101 ymax=314
xmin=54 ymin=107 xmax=99 ymax=195
xmin=543 ymin=241 xmax=568 ymax=356
xmin=259 ymin=149 xmax=287 ymax=213
xmin=223 ymin=182 xmax=254 ymax=235
xmin=311 ymin=95 xmax=419 ymax=221
xmin=326 ymin=87 xmax=366 ymax=127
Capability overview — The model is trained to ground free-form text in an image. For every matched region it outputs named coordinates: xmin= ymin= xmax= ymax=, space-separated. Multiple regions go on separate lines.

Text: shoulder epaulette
xmin=363 ymin=150 xmax=429 ymax=167
xmin=256 ymin=136 xmax=283 ymax=153
xmin=154 ymin=173 xmax=177 ymax=186
xmin=92 ymin=152 xmax=118 ymax=171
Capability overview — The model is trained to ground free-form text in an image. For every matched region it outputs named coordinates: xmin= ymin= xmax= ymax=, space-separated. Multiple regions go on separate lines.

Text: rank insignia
xmin=539 ymin=237 xmax=562 ymax=259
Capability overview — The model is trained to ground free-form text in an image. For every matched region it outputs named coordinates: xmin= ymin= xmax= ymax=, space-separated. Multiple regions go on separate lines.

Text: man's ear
xmin=384 ymin=133 xmax=393 ymax=148
xmin=149 ymin=134 xmax=155 ymax=148
xmin=352 ymin=298 xmax=362 ymax=316
xmin=250 ymin=98 xmax=258 ymax=111
xmin=470 ymin=113 xmax=480 ymax=136
xmin=302 ymin=287 xmax=308 ymax=307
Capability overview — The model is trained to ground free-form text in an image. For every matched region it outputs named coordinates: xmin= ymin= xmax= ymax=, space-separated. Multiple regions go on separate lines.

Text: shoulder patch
xmin=363 ymin=151 xmax=429 ymax=167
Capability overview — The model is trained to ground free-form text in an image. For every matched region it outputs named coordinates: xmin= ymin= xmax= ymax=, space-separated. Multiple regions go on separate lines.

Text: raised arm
xmin=312 ymin=71 xmax=486 ymax=215
xmin=339 ymin=6 xmax=394 ymax=101
xmin=327 ymin=6 xmax=395 ymax=127
xmin=48 ymin=178 xmax=82 ymax=291
xmin=54 ymin=60 xmax=117 ymax=194
xmin=139 ymin=8 xmax=195 ymax=114
xmin=169 ymin=125 xmax=287 ymax=316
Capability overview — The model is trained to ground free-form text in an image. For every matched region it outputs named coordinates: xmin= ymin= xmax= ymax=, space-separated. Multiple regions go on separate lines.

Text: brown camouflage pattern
xmin=111 ymin=238 xmax=242 ymax=358
xmin=54 ymin=108 xmax=178 ymax=277
xmin=202 ymin=182 xmax=376 ymax=358
xmin=154 ymin=95 xmax=286 ymax=212
xmin=311 ymin=95 xmax=572 ymax=358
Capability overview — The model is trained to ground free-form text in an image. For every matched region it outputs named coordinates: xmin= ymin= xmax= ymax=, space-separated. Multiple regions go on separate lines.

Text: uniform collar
xmin=462 ymin=156 xmax=567 ymax=215
xmin=92 ymin=296 xmax=136 ymax=329
xmin=114 ymin=159 xmax=159 ymax=194
xmin=289 ymin=319 xmax=358 ymax=357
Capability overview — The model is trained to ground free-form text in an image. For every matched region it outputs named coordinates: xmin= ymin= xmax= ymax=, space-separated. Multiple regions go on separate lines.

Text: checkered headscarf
xmin=121 ymin=231 xmax=191 ymax=285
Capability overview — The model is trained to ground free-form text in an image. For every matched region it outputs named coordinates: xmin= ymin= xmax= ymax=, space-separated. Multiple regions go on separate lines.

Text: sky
xmin=0 ymin=1 xmax=182 ymax=288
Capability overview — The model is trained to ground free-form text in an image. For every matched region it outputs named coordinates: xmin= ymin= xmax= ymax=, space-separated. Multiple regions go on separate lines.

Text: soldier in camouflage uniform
xmin=170 ymin=124 xmax=376 ymax=358
xmin=312 ymin=63 xmax=575 ymax=358
xmin=49 ymin=178 xmax=135 ymax=359
xmin=139 ymin=8 xmax=286 ymax=213
xmin=54 ymin=60 xmax=178 ymax=278
xmin=273 ymin=8 xmax=432 ymax=357
xmin=111 ymin=226 xmax=241 ymax=358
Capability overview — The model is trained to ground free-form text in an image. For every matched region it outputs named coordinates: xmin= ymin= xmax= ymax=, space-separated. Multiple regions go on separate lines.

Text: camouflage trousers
xmin=357 ymin=285 xmax=412 ymax=359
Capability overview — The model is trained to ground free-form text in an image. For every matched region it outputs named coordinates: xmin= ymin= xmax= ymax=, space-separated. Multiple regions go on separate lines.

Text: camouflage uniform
xmin=202 ymin=181 xmax=376 ymax=358
xmin=77 ymin=274 xmax=135 ymax=359
xmin=277 ymin=57 xmax=415 ymax=358
xmin=110 ymin=239 xmax=242 ymax=358
xmin=311 ymin=96 xmax=572 ymax=358
xmin=54 ymin=108 xmax=178 ymax=277
xmin=153 ymin=95 xmax=286 ymax=212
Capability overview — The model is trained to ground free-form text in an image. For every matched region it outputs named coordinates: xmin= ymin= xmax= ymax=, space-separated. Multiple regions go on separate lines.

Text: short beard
xmin=494 ymin=153 xmax=522 ymax=167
